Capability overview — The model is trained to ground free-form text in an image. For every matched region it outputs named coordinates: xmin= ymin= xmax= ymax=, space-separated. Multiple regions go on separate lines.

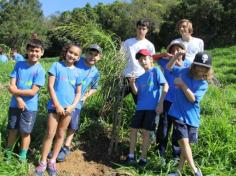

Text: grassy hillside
xmin=0 ymin=46 xmax=236 ymax=176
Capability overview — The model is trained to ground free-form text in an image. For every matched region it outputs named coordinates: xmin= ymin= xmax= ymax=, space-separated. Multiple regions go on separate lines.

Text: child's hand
xmin=174 ymin=77 xmax=185 ymax=88
xmin=129 ymin=77 xmax=136 ymax=84
xmin=156 ymin=103 xmax=163 ymax=115
xmin=8 ymin=85 xmax=17 ymax=94
xmin=175 ymin=50 xmax=186 ymax=58
xmin=55 ymin=105 xmax=65 ymax=116
xmin=65 ymin=105 xmax=75 ymax=115
xmin=17 ymin=98 xmax=26 ymax=110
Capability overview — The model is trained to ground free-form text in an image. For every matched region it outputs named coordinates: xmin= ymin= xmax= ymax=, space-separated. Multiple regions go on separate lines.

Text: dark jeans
xmin=156 ymin=100 xmax=180 ymax=158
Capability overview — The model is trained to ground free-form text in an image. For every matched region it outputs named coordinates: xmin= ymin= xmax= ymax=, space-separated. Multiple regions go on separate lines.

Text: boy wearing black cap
xmin=167 ymin=52 xmax=213 ymax=176
xmin=126 ymin=49 xmax=168 ymax=166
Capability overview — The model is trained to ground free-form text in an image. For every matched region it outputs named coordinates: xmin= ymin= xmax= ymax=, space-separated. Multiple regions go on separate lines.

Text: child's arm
xmin=156 ymin=83 xmax=169 ymax=114
xmin=81 ymin=89 xmax=97 ymax=103
xmin=129 ymin=76 xmax=138 ymax=95
xmin=8 ymin=77 xmax=27 ymax=110
xmin=152 ymin=53 xmax=173 ymax=61
xmin=48 ymin=75 xmax=65 ymax=116
xmin=174 ymin=77 xmax=195 ymax=103
xmin=8 ymin=84 xmax=40 ymax=97
xmin=65 ymin=84 xmax=82 ymax=114
xmin=166 ymin=51 xmax=185 ymax=70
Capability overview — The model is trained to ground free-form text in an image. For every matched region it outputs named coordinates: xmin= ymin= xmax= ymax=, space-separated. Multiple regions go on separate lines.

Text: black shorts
xmin=131 ymin=110 xmax=156 ymax=131
xmin=173 ymin=119 xmax=198 ymax=143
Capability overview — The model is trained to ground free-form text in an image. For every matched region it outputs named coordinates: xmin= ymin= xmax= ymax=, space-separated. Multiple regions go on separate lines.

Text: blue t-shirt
xmin=14 ymin=53 xmax=25 ymax=62
xmin=135 ymin=67 xmax=167 ymax=110
xmin=75 ymin=58 xmax=100 ymax=109
xmin=0 ymin=54 xmax=8 ymax=63
xmin=157 ymin=58 xmax=191 ymax=102
xmin=47 ymin=61 xmax=82 ymax=110
xmin=168 ymin=67 xmax=208 ymax=127
xmin=10 ymin=61 xmax=46 ymax=111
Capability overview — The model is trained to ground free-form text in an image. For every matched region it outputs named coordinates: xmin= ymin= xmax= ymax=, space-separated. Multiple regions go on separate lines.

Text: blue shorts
xmin=68 ymin=109 xmax=81 ymax=131
xmin=8 ymin=107 xmax=37 ymax=134
xmin=173 ymin=119 xmax=198 ymax=143
xmin=131 ymin=110 xmax=156 ymax=131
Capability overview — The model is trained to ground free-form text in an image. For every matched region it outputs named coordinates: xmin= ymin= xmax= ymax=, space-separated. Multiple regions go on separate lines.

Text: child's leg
xmin=177 ymin=147 xmax=186 ymax=172
xmin=7 ymin=129 xmax=18 ymax=148
xmin=51 ymin=114 xmax=71 ymax=161
xmin=140 ymin=129 xmax=150 ymax=159
xmin=20 ymin=132 xmax=30 ymax=150
xmin=178 ymin=138 xmax=198 ymax=173
xmin=64 ymin=129 xmax=76 ymax=147
xmin=40 ymin=113 xmax=59 ymax=163
xmin=129 ymin=128 xmax=138 ymax=155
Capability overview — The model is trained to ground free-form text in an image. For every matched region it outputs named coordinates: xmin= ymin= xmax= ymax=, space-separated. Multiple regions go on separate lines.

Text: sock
xmin=19 ymin=149 xmax=28 ymax=160
xmin=128 ymin=153 xmax=134 ymax=158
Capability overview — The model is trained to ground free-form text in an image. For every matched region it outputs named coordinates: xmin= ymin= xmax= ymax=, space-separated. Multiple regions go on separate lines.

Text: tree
xmin=0 ymin=0 xmax=46 ymax=52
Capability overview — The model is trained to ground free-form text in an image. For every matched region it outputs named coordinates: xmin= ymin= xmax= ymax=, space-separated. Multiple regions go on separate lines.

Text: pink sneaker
xmin=35 ymin=162 xmax=47 ymax=176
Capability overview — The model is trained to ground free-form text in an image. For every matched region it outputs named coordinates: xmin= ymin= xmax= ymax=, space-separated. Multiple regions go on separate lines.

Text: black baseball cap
xmin=193 ymin=52 xmax=212 ymax=68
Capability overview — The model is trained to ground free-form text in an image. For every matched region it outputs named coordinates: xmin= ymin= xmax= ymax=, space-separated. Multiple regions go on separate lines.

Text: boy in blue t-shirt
xmin=126 ymin=49 xmax=169 ymax=166
xmin=55 ymin=44 xmax=102 ymax=162
xmin=167 ymin=52 xmax=213 ymax=176
xmin=11 ymin=48 xmax=25 ymax=62
xmin=7 ymin=39 xmax=46 ymax=160
xmin=154 ymin=41 xmax=191 ymax=161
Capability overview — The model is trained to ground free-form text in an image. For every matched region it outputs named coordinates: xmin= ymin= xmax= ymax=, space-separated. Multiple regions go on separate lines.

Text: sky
xmin=39 ymin=0 xmax=117 ymax=16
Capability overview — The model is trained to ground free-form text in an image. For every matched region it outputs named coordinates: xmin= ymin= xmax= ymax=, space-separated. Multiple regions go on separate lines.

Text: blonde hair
xmin=189 ymin=64 xmax=214 ymax=81
xmin=176 ymin=19 xmax=193 ymax=34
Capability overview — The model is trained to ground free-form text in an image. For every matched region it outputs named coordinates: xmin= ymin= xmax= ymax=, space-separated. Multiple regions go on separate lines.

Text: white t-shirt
xmin=172 ymin=37 xmax=204 ymax=63
xmin=122 ymin=38 xmax=155 ymax=77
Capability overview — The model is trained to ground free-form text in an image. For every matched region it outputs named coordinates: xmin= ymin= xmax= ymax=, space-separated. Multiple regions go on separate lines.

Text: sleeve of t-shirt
xmin=194 ymin=81 xmax=208 ymax=103
xmin=157 ymin=58 xmax=168 ymax=68
xmin=199 ymin=39 xmax=204 ymax=51
xmin=33 ymin=67 xmax=46 ymax=87
xmin=10 ymin=62 xmax=20 ymax=78
xmin=91 ymin=72 xmax=100 ymax=89
xmin=48 ymin=62 xmax=58 ymax=76
xmin=150 ymin=44 xmax=156 ymax=54
xmin=155 ymin=67 xmax=167 ymax=85
xmin=76 ymin=71 xmax=82 ymax=86
xmin=171 ymin=66 xmax=185 ymax=77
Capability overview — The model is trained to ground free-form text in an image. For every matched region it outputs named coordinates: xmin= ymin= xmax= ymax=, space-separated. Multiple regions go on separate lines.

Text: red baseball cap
xmin=135 ymin=49 xmax=152 ymax=59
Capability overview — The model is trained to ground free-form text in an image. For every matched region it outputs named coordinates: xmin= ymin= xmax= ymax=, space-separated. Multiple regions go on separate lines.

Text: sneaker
xmin=138 ymin=158 xmax=147 ymax=167
xmin=195 ymin=167 xmax=203 ymax=176
xmin=57 ymin=146 xmax=70 ymax=162
xmin=124 ymin=155 xmax=136 ymax=164
xmin=35 ymin=162 xmax=47 ymax=176
xmin=47 ymin=160 xmax=57 ymax=176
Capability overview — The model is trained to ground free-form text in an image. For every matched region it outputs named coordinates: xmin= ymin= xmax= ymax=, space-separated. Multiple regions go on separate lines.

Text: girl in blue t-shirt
xmin=167 ymin=51 xmax=213 ymax=176
xmin=36 ymin=44 xmax=82 ymax=175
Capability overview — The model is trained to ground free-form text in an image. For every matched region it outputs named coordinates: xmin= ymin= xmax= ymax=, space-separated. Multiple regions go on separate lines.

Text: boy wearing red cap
xmin=126 ymin=49 xmax=169 ymax=166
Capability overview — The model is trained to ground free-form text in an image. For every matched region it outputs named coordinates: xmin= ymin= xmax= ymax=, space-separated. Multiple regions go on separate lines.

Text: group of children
xmin=6 ymin=39 xmax=102 ymax=176
xmin=5 ymin=18 xmax=213 ymax=176
xmin=124 ymin=19 xmax=213 ymax=176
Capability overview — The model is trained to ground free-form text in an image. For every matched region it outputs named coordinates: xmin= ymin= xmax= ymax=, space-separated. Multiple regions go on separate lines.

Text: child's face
xmin=178 ymin=22 xmax=191 ymax=36
xmin=27 ymin=47 xmax=44 ymax=64
xmin=136 ymin=25 xmax=148 ymax=38
xmin=85 ymin=50 xmax=101 ymax=66
xmin=193 ymin=65 xmax=209 ymax=80
xmin=138 ymin=55 xmax=152 ymax=70
xmin=171 ymin=45 xmax=185 ymax=66
xmin=65 ymin=46 xmax=81 ymax=64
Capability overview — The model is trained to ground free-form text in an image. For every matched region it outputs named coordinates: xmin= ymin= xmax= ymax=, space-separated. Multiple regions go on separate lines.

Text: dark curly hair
xmin=59 ymin=43 xmax=81 ymax=61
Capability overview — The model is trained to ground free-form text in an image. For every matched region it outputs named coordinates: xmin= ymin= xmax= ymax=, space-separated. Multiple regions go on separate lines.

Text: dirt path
xmin=56 ymin=150 xmax=116 ymax=176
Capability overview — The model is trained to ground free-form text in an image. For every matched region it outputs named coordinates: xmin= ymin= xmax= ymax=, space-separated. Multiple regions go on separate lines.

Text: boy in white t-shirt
xmin=121 ymin=19 xmax=155 ymax=103
xmin=171 ymin=19 xmax=204 ymax=63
